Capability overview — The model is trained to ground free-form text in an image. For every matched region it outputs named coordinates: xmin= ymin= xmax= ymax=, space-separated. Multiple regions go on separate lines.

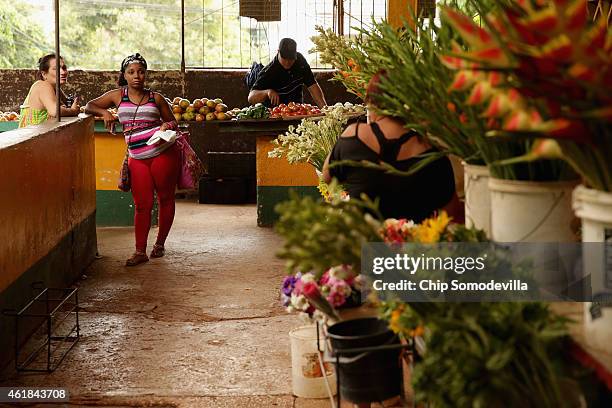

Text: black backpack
xmin=245 ymin=61 xmax=264 ymax=89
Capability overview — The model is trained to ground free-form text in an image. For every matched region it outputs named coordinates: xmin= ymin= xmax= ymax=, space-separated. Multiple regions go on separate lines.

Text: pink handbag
xmin=176 ymin=132 xmax=204 ymax=190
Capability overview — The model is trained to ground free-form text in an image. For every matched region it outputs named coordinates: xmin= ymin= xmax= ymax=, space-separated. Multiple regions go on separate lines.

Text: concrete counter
xmin=0 ymin=116 xmax=97 ymax=367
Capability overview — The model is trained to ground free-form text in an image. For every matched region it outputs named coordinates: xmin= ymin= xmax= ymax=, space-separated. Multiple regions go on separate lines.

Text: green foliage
xmin=274 ymin=193 xmax=382 ymax=278
xmin=312 ymin=4 xmax=578 ymax=181
xmin=380 ymin=301 xmax=578 ymax=407
xmin=0 ymin=0 xmax=50 ymax=68
xmin=0 ymin=0 xmax=266 ymax=70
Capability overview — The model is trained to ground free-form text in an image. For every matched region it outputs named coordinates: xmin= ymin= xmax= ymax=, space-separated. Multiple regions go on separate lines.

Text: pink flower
xmin=332 ymin=280 xmax=352 ymax=297
xmin=327 ymin=290 xmax=347 ymax=308
xmin=320 ymin=270 xmax=331 ymax=286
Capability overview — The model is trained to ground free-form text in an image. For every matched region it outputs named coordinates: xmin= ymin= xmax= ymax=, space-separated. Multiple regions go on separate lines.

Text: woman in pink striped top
xmin=85 ymin=54 xmax=180 ymax=266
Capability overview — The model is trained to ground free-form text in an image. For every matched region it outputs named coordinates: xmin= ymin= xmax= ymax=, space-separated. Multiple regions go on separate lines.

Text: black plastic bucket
xmin=327 ymin=317 xmax=401 ymax=404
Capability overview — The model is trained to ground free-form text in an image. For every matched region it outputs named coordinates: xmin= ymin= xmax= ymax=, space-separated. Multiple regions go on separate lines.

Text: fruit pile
xmin=270 ymin=102 xmax=322 ymax=118
xmin=322 ymin=102 xmax=366 ymax=116
xmin=171 ymin=97 xmax=232 ymax=122
xmin=0 ymin=111 xmax=19 ymax=122
xmin=236 ymin=103 xmax=270 ymax=120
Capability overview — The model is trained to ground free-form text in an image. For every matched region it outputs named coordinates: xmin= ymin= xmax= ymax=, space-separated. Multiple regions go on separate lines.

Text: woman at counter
xmin=19 ymin=53 xmax=81 ymax=128
xmin=85 ymin=53 xmax=180 ymax=267
xmin=322 ymin=71 xmax=457 ymax=223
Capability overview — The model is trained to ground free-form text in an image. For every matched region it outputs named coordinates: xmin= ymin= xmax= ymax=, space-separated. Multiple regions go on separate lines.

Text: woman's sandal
xmin=125 ymin=252 xmax=149 ymax=266
xmin=150 ymin=244 xmax=165 ymax=258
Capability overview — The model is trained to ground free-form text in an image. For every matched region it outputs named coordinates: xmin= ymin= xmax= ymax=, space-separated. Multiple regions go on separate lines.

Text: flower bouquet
xmin=281 ymin=266 xmax=363 ymax=322
xmin=380 ymin=211 xmax=487 ymax=244
xmin=268 ymin=109 xmax=348 ymax=172
xmin=268 ymin=108 xmax=350 ymax=201
xmin=440 ymin=0 xmax=611 ymax=188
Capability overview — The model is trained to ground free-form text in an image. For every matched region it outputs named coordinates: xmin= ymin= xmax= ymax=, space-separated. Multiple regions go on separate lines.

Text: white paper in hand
xmin=147 ymin=130 xmax=177 ymax=145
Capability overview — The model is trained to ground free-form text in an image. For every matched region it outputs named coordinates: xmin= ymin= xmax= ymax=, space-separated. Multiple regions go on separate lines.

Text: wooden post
xmin=387 ymin=0 xmax=418 ymax=30
xmin=181 ymin=0 xmax=185 ymax=73
xmin=337 ymin=0 xmax=345 ymax=36
xmin=54 ymin=0 xmax=60 ymax=122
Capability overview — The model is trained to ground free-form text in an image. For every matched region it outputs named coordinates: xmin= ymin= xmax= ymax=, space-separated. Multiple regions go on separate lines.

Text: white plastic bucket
xmin=289 ymin=325 xmax=337 ymax=399
xmin=489 ymin=178 xmax=578 ymax=242
xmin=463 ymin=163 xmax=491 ymax=236
xmin=572 ymin=185 xmax=612 ymax=355
xmin=489 ymin=178 xmax=578 ymax=293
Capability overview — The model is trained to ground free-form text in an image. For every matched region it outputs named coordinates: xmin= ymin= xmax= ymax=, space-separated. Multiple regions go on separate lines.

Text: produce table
xmin=186 ymin=118 xmax=320 ymax=227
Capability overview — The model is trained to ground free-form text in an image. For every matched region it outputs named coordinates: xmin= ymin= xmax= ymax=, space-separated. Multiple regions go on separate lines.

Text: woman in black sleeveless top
xmin=322 ymin=73 xmax=456 ymax=223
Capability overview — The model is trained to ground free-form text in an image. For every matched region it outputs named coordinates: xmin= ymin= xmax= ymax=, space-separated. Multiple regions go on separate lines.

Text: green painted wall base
xmin=96 ymin=190 xmax=135 ymax=226
xmin=257 ymin=186 xmax=321 ymax=227
xmin=0 ymin=212 xmax=97 ymax=370
xmin=96 ymin=190 xmax=158 ymax=227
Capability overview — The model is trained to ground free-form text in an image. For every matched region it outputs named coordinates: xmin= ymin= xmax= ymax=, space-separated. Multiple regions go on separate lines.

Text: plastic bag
xmin=176 ymin=132 xmax=204 ymax=190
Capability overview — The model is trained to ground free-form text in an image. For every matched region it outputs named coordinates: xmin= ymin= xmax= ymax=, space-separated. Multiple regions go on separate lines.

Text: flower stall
xmin=272 ymin=0 xmax=612 ymax=406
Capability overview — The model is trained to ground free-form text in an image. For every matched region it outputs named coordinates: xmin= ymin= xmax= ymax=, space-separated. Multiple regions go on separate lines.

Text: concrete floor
xmin=0 ymin=201 xmax=347 ymax=408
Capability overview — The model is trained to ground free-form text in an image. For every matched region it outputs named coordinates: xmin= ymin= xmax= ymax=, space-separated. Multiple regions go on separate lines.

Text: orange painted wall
xmin=256 ymin=136 xmax=319 ymax=187
xmin=0 ymin=116 xmax=96 ymax=293
xmin=94 ymin=132 xmax=126 ymax=191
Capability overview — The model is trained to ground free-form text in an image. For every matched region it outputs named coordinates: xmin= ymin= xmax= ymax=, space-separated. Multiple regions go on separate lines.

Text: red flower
xmin=302 ymin=281 xmax=321 ymax=299
xmin=539 ymin=119 xmax=593 ymax=144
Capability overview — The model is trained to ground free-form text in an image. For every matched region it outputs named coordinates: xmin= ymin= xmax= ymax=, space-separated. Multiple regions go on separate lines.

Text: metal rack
xmin=4 ymin=285 xmax=80 ymax=372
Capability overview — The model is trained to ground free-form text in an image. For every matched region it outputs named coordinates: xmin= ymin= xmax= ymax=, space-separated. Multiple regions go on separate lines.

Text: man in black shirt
xmin=248 ymin=38 xmax=327 ymax=108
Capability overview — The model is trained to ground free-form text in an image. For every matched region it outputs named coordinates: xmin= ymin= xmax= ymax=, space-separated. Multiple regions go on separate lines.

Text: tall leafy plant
xmin=313 ymin=7 xmax=574 ymax=180
xmin=441 ymin=0 xmax=611 ymax=188
xmin=380 ymin=301 xmax=578 ymax=407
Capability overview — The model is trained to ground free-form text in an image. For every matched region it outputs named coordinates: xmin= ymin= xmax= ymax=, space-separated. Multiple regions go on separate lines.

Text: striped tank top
xmin=117 ymin=87 xmax=173 ymax=159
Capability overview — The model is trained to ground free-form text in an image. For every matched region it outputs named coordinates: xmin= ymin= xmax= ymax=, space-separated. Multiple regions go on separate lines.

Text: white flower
xmin=354 ymin=275 xmax=364 ymax=291
xmin=300 ymin=273 xmax=317 ymax=284
xmin=329 ymin=265 xmax=354 ymax=280
xmin=291 ymin=294 xmax=310 ymax=311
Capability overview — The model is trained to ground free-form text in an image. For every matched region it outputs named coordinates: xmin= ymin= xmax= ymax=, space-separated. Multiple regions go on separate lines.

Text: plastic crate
xmin=206 ymin=152 xmax=256 ymax=178
xmin=199 ymin=176 xmax=254 ymax=204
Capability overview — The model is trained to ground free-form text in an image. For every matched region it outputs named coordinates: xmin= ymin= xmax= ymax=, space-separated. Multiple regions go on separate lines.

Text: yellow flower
xmin=388 ymin=303 xmax=407 ymax=334
xmin=413 ymin=211 xmax=452 ymax=243
xmin=430 ymin=211 xmax=451 ymax=232
xmin=413 ymin=225 xmax=437 ymax=243
xmin=389 ymin=309 xmax=403 ymax=334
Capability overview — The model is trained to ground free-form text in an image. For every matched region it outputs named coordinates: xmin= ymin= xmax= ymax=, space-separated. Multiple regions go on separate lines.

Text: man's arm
xmin=248 ymin=89 xmax=280 ymax=106
xmin=307 ymin=83 xmax=327 ymax=108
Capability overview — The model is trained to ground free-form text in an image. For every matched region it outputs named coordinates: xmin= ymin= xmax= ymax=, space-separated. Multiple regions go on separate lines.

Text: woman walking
xmin=86 ymin=53 xmax=180 ymax=266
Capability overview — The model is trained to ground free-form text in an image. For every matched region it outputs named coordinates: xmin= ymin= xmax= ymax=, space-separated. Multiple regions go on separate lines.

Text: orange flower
xmin=347 ymin=58 xmax=360 ymax=72
xmin=410 ymin=325 xmax=425 ymax=337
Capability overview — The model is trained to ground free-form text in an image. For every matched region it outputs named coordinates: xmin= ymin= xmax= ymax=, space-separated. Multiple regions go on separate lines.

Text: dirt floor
xmin=0 ymin=201 xmax=352 ymax=408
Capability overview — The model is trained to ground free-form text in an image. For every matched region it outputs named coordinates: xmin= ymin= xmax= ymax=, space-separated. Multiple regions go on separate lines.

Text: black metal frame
xmin=4 ymin=285 xmax=80 ymax=372
xmin=316 ymin=321 xmax=415 ymax=408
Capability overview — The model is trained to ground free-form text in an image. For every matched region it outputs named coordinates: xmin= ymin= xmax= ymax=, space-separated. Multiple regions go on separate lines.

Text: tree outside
xmin=0 ymin=0 xmax=388 ymax=70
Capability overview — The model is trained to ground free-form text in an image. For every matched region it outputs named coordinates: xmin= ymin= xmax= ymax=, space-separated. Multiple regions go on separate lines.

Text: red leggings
xmin=128 ymin=144 xmax=180 ymax=253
